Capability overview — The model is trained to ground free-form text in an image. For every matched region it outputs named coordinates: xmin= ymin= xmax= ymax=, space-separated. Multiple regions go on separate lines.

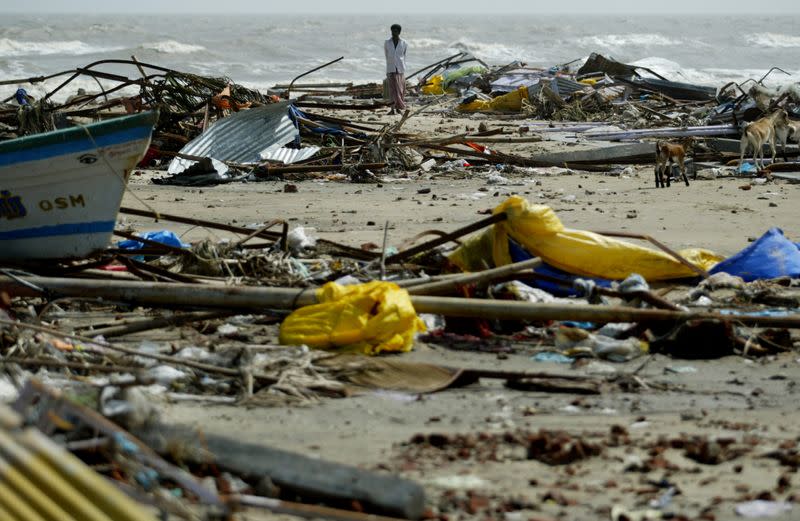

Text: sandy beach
xmin=125 ymin=109 xmax=799 ymax=257
xmin=110 ymin=108 xmax=800 ymax=521
xmin=3 ymin=7 xmax=800 ymax=519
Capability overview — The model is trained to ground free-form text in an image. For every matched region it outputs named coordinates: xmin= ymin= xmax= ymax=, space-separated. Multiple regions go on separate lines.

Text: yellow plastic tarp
xmin=449 ymin=196 xmax=722 ymax=281
xmin=422 ymin=66 xmax=489 ymax=96
xmin=421 ymin=75 xmax=445 ymax=95
xmin=279 ymin=281 xmax=426 ymax=355
xmin=458 ymin=86 xmax=529 ymax=112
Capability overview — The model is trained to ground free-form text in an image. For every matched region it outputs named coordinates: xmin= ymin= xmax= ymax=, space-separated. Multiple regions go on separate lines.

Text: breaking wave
xmin=448 ymin=39 xmax=528 ymax=62
xmin=745 ymin=33 xmax=800 ymax=48
xmin=0 ymin=38 xmax=111 ymax=57
xmin=631 ymin=56 xmax=798 ymax=87
xmin=141 ymin=40 xmax=206 ymax=54
xmin=409 ymin=38 xmax=447 ymax=49
xmin=578 ymin=34 xmax=683 ymax=48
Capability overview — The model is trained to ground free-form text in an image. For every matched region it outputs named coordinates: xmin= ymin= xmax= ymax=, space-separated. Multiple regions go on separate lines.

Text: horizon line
xmin=0 ymin=10 xmax=796 ymax=15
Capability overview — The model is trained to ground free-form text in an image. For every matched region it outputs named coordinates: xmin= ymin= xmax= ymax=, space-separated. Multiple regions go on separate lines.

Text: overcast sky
xmin=4 ymin=0 xmax=799 ymax=14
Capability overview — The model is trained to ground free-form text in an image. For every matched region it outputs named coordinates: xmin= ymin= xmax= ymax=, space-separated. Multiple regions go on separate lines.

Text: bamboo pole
xmin=385 ymin=212 xmax=507 ymax=264
xmin=85 ymin=310 xmax=234 ymax=338
xmin=230 ymin=494 xmax=409 ymax=521
xmin=407 ymin=257 xmax=542 ymax=296
xmin=2 ymin=276 xmax=800 ymax=328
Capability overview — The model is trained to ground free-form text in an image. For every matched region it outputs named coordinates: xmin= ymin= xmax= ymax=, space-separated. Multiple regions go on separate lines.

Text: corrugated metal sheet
xmin=552 ymin=77 xmax=586 ymax=97
xmin=169 ymin=101 xmax=298 ymax=174
xmin=490 ymin=69 xmax=547 ymax=93
xmin=527 ymin=77 xmax=587 ymax=99
xmin=0 ymin=405 xmax=157 ymax=521
xmin=259 ymin=146 xmax=320 ymax=164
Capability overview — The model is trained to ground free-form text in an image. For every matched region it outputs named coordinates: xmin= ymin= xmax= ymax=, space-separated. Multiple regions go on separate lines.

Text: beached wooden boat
xmin=535 ymin=142 xmax=655 ymax=165
xmin=0 ymin=111 xmax=157 ymax=260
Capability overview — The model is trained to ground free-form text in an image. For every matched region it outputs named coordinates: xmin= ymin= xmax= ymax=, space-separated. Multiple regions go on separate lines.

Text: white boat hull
xmin=0 ymin=112 xmax=157 ymax=260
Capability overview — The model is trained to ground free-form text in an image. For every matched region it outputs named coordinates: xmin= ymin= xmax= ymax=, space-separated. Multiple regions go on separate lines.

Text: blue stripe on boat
xmin=0 ymin=221 xmax=115 ymax=240
xmin=0 ymin=126 xmax=152 ymax=168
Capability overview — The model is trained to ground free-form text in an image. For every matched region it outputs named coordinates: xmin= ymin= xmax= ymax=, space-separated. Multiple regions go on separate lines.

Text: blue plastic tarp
xmin=288 ymin=106 xmax=368 ymax=140
xmin=710 ymin=228 xmax=800 ymax=282
xmin=508 ymin=238 xmax=614 ymax=297
xmin=117 ymin=230 xmax=189 ymax=251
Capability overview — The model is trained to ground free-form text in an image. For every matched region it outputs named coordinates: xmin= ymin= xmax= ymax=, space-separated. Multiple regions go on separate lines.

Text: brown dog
xmin=655 ymin=141 xmax=690 ymax=188
xmin=775 ymin=118 xmax=800 ymax=161
xmin=739 ymin=109 xmax=789 ymax=170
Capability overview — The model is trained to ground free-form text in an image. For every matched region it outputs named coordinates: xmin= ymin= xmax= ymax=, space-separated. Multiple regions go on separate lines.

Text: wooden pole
xmin=407 ymin=257 xmax=542 ymax=296
xmin=3 ymin=276 xmax=800 ymax=328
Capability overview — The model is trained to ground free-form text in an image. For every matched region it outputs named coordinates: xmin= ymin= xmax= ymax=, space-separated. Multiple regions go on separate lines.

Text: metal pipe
xmin=286 ymin=56 xmax=344 ymax=99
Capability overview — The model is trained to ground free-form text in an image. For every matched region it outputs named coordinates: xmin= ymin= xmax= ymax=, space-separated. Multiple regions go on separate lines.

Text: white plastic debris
xmin=146 ymin=365 xmax=189 ymax=385
xmin=420 ymin=158 xmax=436 ymax=172
xmin=419 ymin=313 xmax=446 ymax=333
xmin=287 ymin=226 xmax=317 ymax=255
xmin=440 ymin=159 xmax=470 ymax=170
xmin=699 ymin=272 xmax=746 ymax=291
xmin=555 ymin=328 xmax=647 ymax=362
xmin=735 ymin=500 xmax=792 ymax=518
xmin=692 ymin=295 xmax=714 ymax=307
xmin=486 ymin=171 xmax=509 ymax=184
xmin=175 ymin=346 xmax=222 ymax=364
xmin=133 ymin=340 xmax=164 ymax=367
xmin=583 ymin=361 xmax=618 ymax=375
xmin=611 ymin=505 xmax=663 ymax=521
xmin=428 ymin=475 xmax=490 ymax=490
xmin=216 ymin=323 xmax=240 ymax=337
xmin=333 ymin=275 xmax=361 ymax=286
xmin=493 ymin=280 xmax=579 ymax=305
xmin=0 ymin=377 xmax=18 ymax=402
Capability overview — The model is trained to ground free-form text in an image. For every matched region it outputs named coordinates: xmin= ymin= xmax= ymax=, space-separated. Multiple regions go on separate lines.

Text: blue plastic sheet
xmin=288 ymin=105 xmax=368 ymax=140
xmin=117 ymin=230 xmax=189 ymax=251
xmin=709 ymin=228 xmax=800 ymax=282
xmin=508 ymin=238 xmax=614 ymax=297
xmin=531 ymin=352 xmax=574 ymax=364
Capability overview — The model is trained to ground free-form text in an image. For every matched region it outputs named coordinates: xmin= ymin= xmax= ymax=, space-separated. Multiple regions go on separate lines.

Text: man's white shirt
xmin=384 ymin=38 xmax=408 ymax=74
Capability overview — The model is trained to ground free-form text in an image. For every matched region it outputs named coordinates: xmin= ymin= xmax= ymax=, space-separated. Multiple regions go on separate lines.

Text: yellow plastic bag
xmin=279 ymin=281 xmax=426 ymax=355
xmin=421 ymin=75 xmax=445 ymax=95
xmin=449 ymin=196 xmax=722 ymax=281
xmin=458 ymin=86 xmax=529 ymax=112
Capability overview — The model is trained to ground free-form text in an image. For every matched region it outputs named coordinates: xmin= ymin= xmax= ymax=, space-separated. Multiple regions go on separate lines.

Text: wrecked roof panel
xmin=259 ymin=146 xmax=321 ymax=164
xmin=168 ymin=101 xmax=298 ymax=173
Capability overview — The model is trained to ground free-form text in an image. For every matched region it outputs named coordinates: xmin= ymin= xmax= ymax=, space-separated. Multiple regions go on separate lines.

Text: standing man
xmin=384 ymin=24 xmax=408 ymax=115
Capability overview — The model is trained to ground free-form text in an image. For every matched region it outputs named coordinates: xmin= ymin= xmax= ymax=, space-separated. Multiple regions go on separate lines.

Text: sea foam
xmin=141 ymin=40 xmax=206 ymax=54
xmin=578 ymin=34 xmax=683 ymax=48
xmin=0 ymin=38 xmax=113 ymax=57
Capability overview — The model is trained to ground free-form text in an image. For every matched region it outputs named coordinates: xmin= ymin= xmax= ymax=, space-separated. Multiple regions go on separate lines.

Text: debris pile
xmin=0 ymin=47 xmax=799 ymax=520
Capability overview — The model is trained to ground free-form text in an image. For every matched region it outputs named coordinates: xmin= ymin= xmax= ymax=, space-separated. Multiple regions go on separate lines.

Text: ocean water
xmin=1 ymin=13 xmax=799 ymax=102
